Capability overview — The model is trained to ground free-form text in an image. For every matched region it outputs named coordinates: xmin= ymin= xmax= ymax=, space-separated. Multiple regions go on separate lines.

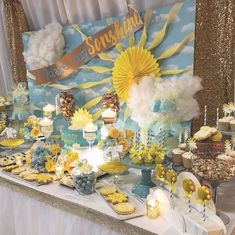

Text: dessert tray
xmin=95 ymin=182 xmax=145 ymax=220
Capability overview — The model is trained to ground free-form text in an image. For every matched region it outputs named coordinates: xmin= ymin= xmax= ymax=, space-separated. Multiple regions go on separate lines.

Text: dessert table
xmin=0 ymin=168 xmax=234 ymax=235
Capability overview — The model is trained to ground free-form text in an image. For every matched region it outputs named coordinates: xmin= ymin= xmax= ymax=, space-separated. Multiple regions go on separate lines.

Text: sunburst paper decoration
xmin=113 ymin=47 xmax=160 ymax=102
xmin=71 ymin=108 xmax=93 ymax=128
xmin=187 ymin=138 xmax=197 ymax=152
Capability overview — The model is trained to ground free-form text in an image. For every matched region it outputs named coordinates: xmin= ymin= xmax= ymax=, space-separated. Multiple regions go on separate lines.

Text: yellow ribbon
xmin=27 ymin=71 xmax=112 ymax=90
xmin=82 ymin=87 xmax=114 ymax=110
xmin=148 ymin=3 xmax=183 ymax=50
xmin=139 ymin=9 xmax=152 ymax=48
xmin=157 ymin=32 xmax=194 ymax=60
xmin=93 ymin=110 xmax=102 ymax=121
xmin=161 ymin=68 xmax=192 ymax=76
xmin=80 ymin=65 xmax=112 ymax=73
xmin=116 ymin=43 xmax=124 ymax=53
xmin=129 ymin=34 xmax=135 ymax=47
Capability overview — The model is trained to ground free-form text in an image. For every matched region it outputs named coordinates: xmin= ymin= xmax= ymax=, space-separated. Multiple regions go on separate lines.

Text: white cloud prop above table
xmin=127 ymin=73 xmax=202 ymax=128
xmin=23 ymin=23 xmax=65 ymax=70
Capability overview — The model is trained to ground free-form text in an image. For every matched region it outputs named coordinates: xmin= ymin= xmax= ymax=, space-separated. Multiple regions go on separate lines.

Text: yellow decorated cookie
xmin=23 ymin=173 xmax=38 ymax=181
xmin=99 ymin=185 xmax=117 ymax=196
xmin=2 ymin=164 xmax=18 ymax=172
xmin=36 ymin=174 xmax=53 ymax=184
xmin=210 ymin=131 xmax=222 ymax=142
xmin=197 ymin=185 xmax=212 ymax=205
xmin=113 ymin=202 xmax=135 ymax=215
xmin=193 ymin=129 xmax=212 ymax=141
xmin=11 ymin=167 xmax=26 ymax=175
xmin=107 ymin=192 xmax=128 ymax=204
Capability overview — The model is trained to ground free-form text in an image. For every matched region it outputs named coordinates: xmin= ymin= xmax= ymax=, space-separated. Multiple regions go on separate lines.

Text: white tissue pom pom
xmin=23 ymin=22 xmax=65 ymax=70
xmin=127 ymin=73 xmax=202 ymax=127
xmin=127 ymin=75 xmax=159 ymax=128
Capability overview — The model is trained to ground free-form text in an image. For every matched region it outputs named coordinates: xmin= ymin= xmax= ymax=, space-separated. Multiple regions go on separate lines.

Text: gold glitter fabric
xmin=4 ymin=0 xmax=29 ymax=84
xmin=193 ymin=0 xmax=234 ymax=132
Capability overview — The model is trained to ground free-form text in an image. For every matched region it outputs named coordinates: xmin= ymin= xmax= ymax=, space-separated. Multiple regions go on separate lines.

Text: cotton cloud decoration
xmin=23 ymin=22 xmax=65 ymax=70
xmin=127 ymin=74 xmax=202 ymax=128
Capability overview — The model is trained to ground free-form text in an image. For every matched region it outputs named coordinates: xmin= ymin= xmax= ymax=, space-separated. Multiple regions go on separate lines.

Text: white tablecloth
xmin=0 ymin=170 xmax=234 ymax=235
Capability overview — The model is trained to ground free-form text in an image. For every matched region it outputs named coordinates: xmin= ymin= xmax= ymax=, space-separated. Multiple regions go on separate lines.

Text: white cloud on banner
xmin=187 ymin=6 xmax=195 ymax=13
xmin=181 ymin=23 xmax=195 ymax=32
xmin=181 ymin=45 xmax=194 ymax=54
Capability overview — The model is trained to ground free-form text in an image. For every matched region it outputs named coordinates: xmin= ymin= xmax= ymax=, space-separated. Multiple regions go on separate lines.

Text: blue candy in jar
xmin=73 ymin=171 xmax=96 ymax=195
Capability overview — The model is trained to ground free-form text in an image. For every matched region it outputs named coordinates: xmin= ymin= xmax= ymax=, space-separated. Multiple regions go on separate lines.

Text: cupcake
xmin=217 ymin=154 xmax=235 ymax=165
xmin=182 ymin=152 xmax=197 ymax=169
xmin=171 ymin=148 xmax=185 ymax=165
xmin=218 ymin=118 xmax=230 ymax=131
xmin=179 ymin=143 xmax=188 ymax=151
xmin=101 ymin=108 xmax=117 ymax=125
xmin=230 ymin=119 xmax=235 ymax=132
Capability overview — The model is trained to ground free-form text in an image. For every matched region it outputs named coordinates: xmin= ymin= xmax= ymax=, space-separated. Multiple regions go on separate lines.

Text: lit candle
xmin=146 ymin=196 xmax=159 ymax=219
xmin=15 ymin=155 xmax=23 ymax=166
xmin=43 ymin=104 xmax=56 ymax=119
xmin=55 ymin=166 xmax=64 ymax=179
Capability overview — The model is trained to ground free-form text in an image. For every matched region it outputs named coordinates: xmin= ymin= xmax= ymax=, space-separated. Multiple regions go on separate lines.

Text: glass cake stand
xmin=122 ymin=155 xmax=156 ymax=198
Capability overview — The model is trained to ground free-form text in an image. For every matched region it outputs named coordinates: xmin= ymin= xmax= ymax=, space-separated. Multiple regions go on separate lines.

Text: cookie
xmin=0 ymin=157 xmax=16 ymax=167
xmin=113 ymin=202 xmax=135 ymax=215
xmin=19 ymin=169 xmax=39 ymax=178
xmin=36 ymin=174 xmax=53 ymax=184
xmin=23 ymin=174 xmax=38 ymax=181
xmin=2 ymin=164 xmax=18 ymax=171
xmin=107 ymin=192 xmax=128 ymax=204
xmin=99 ymin=185 xmax=117 ymax=196
xmin=11 ymin=167 xmax=26 ymax=175
xmin=193 ymin=129 xmax=212 ymax=141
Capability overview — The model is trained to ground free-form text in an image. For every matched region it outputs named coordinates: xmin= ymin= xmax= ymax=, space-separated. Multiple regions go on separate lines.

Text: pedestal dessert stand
xmin=122 ymin=155 xmax=156 ymax=198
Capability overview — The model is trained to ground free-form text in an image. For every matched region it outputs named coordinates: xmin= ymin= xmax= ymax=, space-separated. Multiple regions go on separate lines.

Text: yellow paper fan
xmin=71 ymin=108 xmax=93 ymax=128
xmin=112 ymin=46 xmax=160 ymax=102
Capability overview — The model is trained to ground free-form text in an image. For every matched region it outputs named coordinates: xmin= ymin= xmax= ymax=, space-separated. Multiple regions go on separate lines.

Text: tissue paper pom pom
xmin=127 ymin=75 xmax=160 ymax=128
xmin=127 ymin=73 xmax=202 ymax=128
xmin=23 ymin=22 xmax=65 ymax=70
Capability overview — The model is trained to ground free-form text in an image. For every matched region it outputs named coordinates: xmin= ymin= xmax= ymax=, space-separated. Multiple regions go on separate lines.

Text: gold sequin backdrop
xmin=193 ymin=0 xmax=234 ymax=131
xmin=4 ymin=0 xmax=29 ymax=84
xmin=3 ymin=0 xmax=234 ymax=129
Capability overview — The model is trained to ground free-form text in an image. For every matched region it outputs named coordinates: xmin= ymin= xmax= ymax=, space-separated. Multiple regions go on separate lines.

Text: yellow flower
xmin=119 ymin=139 xmax=129 ymax=152
xmin=26 ymin=116 xmax=39 ymax=126
xmin=108 ymin=128 xmax=120 ymax=139
xmin=64 ymin=151 xmax=80 ymax=172
xmin=125 ymin=130 xmax=135 ymax=139
xmin=31 ymin=128 xmax=41 ymax=138
xmin=45 ymin=158 xmax=56 ymax=172
xmin=50 ymin=145 xmax=61 ymax=155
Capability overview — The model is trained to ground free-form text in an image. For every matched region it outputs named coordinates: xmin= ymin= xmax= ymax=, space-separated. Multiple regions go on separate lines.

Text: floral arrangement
xmin=130 ymin=143 xmax=165 ymax=165
xmin=64 ymin=150 xmax=80 ymax=172
xmin=24 ymin=116 xmax=41 ymax=140
xmin=31 ymin=141 xmax=61 ymax=172
xmin=98 ymin=128 xmax=135 ymax=155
